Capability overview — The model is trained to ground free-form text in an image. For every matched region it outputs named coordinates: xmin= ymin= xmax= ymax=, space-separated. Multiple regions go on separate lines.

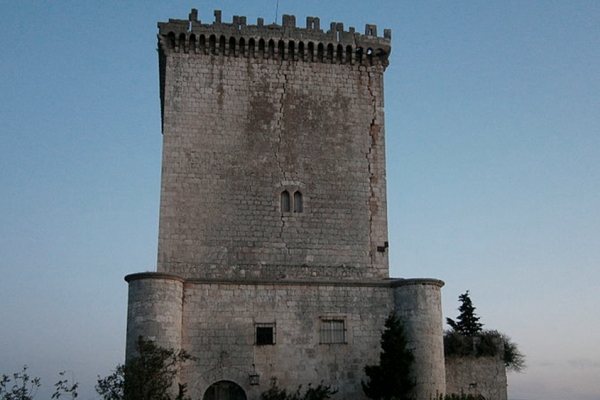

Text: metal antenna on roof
xmin=275 ymin=0 xmax=279 ymax=24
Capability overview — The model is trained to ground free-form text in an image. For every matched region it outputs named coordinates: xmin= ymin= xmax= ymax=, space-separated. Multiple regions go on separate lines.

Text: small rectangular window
xmin=320 ymin=319 xmax=346 ymax=344
xmin=255 ymin=323 xmax=275 ymax=345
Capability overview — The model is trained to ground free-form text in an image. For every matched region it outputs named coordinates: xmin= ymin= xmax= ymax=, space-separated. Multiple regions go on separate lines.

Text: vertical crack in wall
xmin=366 ymin=69 xmax=378 ymax=263
xmin=274 ymin=61 xmax=287 ymax=181
xmin=275 ymin=57 xmax=291 ymax=258
xmin=180 ymin=286 xmax=187 ymax=361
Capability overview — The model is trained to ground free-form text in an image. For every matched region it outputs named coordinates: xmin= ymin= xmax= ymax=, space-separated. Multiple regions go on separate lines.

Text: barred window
xmin=255 ymin=323 xmax=275 ymax=345
xmin=320 ymin=319 xmax=346 ymax=344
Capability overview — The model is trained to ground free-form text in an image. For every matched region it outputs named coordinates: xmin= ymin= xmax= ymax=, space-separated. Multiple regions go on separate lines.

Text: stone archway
xmin=203 ymin=380 xmax=247 ymax=400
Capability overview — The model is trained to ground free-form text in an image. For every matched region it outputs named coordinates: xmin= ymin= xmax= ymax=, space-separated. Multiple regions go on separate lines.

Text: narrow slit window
xmin=293 ymin=191 xmax=303 ymax=213
xmin=281 ymin=190 xmax=291 ymax=212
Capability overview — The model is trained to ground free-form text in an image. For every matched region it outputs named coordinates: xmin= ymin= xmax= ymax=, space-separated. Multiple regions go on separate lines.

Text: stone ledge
xmin=125 ymin=271 xmax=443 ymax=288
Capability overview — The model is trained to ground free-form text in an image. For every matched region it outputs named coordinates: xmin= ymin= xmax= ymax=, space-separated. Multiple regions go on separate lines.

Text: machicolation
xmin=158 ymin=9 xmax=391 ymax=66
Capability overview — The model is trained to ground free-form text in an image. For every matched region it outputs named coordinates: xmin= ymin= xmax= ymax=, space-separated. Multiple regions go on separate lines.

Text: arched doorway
xmin=203 ymin=380 xmax=247 ymax=400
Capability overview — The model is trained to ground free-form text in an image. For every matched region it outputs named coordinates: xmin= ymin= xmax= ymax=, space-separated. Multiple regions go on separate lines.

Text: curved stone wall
xmin=394 ymin=279 xmax=446 ymax=399
xmin=125 ymin=273 xmax=184 ymax=359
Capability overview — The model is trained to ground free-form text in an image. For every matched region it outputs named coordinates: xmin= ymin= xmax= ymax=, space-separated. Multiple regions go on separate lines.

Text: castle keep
xmin=126 ymin=9 xmax=446 ymax=400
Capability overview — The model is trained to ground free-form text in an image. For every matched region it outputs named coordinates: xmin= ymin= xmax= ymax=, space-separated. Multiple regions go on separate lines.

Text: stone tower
xmin=126 ymin=9 xmax=445 ymax=400
xmin=156 ymin=10 xmax=390 ymax=281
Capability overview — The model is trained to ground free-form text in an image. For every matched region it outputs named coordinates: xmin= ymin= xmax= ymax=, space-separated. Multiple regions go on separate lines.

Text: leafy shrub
xmin=445 ymin=291 xmax=525 ymax=372
xmin=430 ymin=392 xmax=484 ymax=400
xmin=260 ymin=383 xmax=336 ymax=400
xmin=96 ymin=336 xmax=193 ymax=400
xmin=1 ymin=367 xmax=78 ymax=400
xmin=444 ymin=330 xmax=525 ymax=372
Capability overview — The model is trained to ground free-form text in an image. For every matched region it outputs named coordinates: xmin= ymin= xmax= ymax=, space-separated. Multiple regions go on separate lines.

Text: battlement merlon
xmin=157 ymin=9 xmax=391 ymax=65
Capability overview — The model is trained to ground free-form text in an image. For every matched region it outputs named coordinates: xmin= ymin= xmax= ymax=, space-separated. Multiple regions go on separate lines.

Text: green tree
xmin=446 ymin=291 xmax=483 ymax=337
xmin=51 ymin=372 xmax=78 ymax=400
xmin=260 ymin=383 xmax=336 ymax=400
xmin=481 ymin=330 xmax=526 ymax=372
xmin=362 ymin=313 xmax=415 ymax=400
xmin=1 ymin=367 xmax=78 ymax=400
xmin=0 ymin=367 xmax=40 ymax=400
xmin=430 ymin=394 xmax=485 ymax=400
xmin=444 ymin=291 xmax=526 ymax=372
xmin=96 ymin=337 xmax=193 ymax=400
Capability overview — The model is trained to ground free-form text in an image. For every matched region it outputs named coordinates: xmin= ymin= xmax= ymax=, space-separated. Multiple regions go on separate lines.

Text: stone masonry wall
xmin=156 ymin=11 xmax=390 ymax=280
xmin=394 ymin=281 xmax=446 ymax=399
xmin=125 ymin=274 xmax=184 ymax=359
xmin=179 ymin=278 xmax=394 ymax=400
xmin=126 ymin=273 xmax=446 ymax=400
xmin=445 ymin=356 xmax=507 ymax=400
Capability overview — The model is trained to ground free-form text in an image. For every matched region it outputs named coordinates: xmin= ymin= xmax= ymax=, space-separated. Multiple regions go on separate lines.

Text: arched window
xmin=199 ymin=35 xmax=207 ymax=54
xmin=189 ymin=34 xmax=197 ymax=53
xmin=219 ymin=36 xmax=226 ymax=55
xmin=293 ymin=191 xmax=303 ymax=213
xmin=346 ymin=45 xmax=353 ymax=64
xmin=248 ymin=38 xmax=255 ymax=58
xmin=278 ymin=40 xmax=285 ymax=60
xmin=178 ymin=33 xmax=186 ymax=53
xmin=288 ymin=41 xmax=295 ymax=61
xmin=239 ymin=37 xmax=246 ymax=57
xmin=356 ymin=47 xmax=364 ymax=64
xmin=229 ymin=37 xmax=236 ymax=56
xmin=167 ymin=32 xmax=176 ymax=50
xmin=366 ymin=47 xmax=374 ymax=65
xmin=327 ymin=44 xmax=334 ymax=63
xmin=268 ymin=39 xmax=275 ymax=59
xmin=209 ymin=35 xmax=217 ymax=54
xmin=281 ymin=190 xmax=291 ymax=212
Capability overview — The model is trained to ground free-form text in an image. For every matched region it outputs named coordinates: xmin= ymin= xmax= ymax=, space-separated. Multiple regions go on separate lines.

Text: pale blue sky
xmin=1 ymin=2 xmax=599 ymax=400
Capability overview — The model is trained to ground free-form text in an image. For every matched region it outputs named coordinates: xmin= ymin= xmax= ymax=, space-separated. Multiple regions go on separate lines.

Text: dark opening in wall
xmin=239 ymin=37 xmax=246 ymax=57
xmin=209 ymin=35 xmax=216 ymax=54
xmin=229 ymin=37 xmax=236 ymax=56
xmin=294 ymin=191 xmax=303 ymax=213
xmin=278 ymin=40 xmax=285 ymax=59
xmin=256 ymin=324 xmax=275 ymax=345
xmin=268 ymin=39 xmax=275 ymax=59
xmin=281 ymin=190 xmax=291 ymax=212
xmin=199 ymin=34 xmax=206 ymax=54
xmin=219 ymin=35 xmax=226 ymax=55
xmin=190 ymin=34 xmax=197 ymax=53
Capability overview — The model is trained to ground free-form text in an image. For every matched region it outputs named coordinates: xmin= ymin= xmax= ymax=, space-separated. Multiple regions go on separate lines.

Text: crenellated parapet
xmin=158 ymin=9 xmax=392 ymax=66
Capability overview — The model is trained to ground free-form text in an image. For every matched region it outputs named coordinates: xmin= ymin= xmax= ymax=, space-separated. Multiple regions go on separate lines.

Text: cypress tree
xmin=362 ymin=313 xmax=415 ymax=400
xmin=446 ymin=291 xmax=483 ymax=337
